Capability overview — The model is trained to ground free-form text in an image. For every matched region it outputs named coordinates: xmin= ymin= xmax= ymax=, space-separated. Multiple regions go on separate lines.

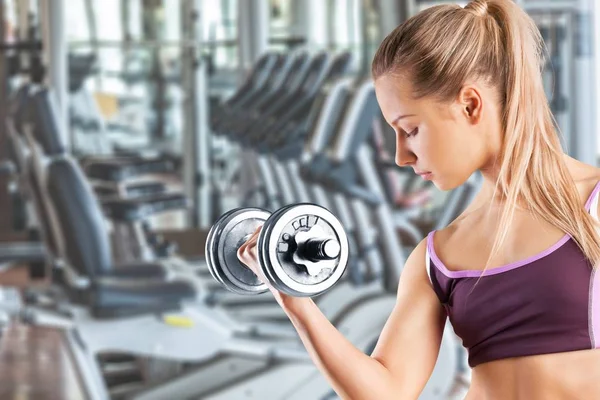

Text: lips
xmin=415 ymin=171 xmax=433 ymax=180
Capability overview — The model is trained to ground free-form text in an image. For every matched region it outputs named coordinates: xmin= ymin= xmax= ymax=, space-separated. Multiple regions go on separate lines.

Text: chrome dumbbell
xmin=205 ymin=204 xmax=349 ymax=297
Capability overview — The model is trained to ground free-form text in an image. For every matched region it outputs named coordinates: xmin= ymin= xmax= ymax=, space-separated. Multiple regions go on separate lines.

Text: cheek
xmin=440 ymin=132 xmax=483 ymax=187
xmin=422 ymin=127 xmax=474 ymax=183
xmin=415 ymin=126 xmax=454 ymax=163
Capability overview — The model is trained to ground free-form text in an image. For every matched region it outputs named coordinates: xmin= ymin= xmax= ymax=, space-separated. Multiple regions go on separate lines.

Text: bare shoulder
xmin=396 ymin=237 xmax=437 ymax=297
xmin=569 ymin=161 xmax=600 ymax=206
xmin=564 ymin=155 xmax=600 ymax=186
xmin=576 ymin=167 xmax=600 ymax=219
xmin=399 ymin=237 xmax=429 ymax=283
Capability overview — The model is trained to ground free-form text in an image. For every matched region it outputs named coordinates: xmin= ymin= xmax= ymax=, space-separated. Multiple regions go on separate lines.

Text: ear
xmin=457 ymin=84 xmax=483 ymax=124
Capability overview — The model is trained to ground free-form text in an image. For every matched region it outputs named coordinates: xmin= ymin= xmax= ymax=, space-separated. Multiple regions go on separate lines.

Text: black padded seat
xmin=102 ymin=262 xmax=167 ymax=279
xmin=0 ymin=242 xmax=46 ymax=265
xmin=91 ymin=279 xmax=196 ymax=319
xmin=93 ymin=182 xmax=167 ymax=198
xmin=85 ymin=158 xmax=175 ymax=182
xmin=102 ymin=193 xmax=189 ymax=222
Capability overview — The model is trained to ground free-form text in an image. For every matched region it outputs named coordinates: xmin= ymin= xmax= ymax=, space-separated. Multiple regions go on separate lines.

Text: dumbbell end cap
xmin=322 ymin=240 xmax=341 ymax=259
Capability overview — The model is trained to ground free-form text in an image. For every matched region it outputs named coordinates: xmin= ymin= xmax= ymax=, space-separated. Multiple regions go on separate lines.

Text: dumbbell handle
xmin=237 ymin=233 xmax=340 ymax=263
xmin=303 ymin=238 xmax=341 ymax=261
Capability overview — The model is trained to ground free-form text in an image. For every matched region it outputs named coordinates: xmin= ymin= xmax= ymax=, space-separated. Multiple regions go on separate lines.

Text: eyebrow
xmin=391 ymin=114 xmax=416 ymax=125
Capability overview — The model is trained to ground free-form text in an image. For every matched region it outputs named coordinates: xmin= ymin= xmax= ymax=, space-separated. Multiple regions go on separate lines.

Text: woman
xmin=238 ymin=0 xmax=600 ymax=398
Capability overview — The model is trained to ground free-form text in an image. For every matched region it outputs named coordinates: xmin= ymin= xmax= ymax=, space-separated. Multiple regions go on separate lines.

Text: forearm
xmin=278 ymin=294 xmax=398 ymax=400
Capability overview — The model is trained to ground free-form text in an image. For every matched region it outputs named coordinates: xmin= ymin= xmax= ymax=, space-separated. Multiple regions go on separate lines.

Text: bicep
xmin=370 ymin=239 xmax=447 ymax=397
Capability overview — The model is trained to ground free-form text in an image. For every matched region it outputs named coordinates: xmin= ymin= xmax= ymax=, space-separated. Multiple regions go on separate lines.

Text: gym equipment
xmin=0 ymin=162 xmax=46 ymax=275
xmin=14 ymin=87 xmax=187 ymax=263
xmin=209 ymin=52 xmax=279 ymax=131
xmin=206 ymin=204 xmax=349 ymax=297
xmin=217 ymin=51 xmax=311 ymax=137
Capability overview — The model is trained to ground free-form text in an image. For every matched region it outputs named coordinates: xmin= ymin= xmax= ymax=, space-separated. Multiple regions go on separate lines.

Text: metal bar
xmin=83 ymin=0 xmax=101 ymax=89
xmin=69 ymin=37 xmax=305 ymax=50
xmin=271 ymin=159 xmax=296 ymax=205
xmin=237 ymin=0 xmax=269 ymax=77
xmin=70 ymin=39 xmax=204 ymax=49
xmin=39 ymin=0 xmax=69 ymax=151
xmin=181 ymin=0 xmax=212 ymax=229
xmin=256 ymin=155 xmax=281 ymax=211
xmin=0 ymin=1 xmax=7 ymax=161
xmin=16 ymin=0 xmax=31 ymax=74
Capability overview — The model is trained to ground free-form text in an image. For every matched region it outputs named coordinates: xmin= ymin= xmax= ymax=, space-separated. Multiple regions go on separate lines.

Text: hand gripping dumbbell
xmin=205 ymin=204 xmax=349 ymax=297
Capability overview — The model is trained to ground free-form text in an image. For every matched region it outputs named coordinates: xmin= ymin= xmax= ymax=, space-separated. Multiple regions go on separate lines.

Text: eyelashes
xmin=404 ymin=128 xmax=418 ymax=138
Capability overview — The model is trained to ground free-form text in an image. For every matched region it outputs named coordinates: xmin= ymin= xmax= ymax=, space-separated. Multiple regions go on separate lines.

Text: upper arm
xmin=370 ymin=238 xmax=447 ymax=397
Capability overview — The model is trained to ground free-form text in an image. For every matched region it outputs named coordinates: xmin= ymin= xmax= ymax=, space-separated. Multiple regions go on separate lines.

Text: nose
xmin=395 ymin=132 xmax=416 ymax=167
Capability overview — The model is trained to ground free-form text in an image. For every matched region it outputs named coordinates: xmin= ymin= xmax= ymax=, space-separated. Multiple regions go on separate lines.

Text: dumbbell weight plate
xmin=205 ymin=208 xmax=271 ymax=295
xmin=256 ymin=204 xmax=292 ymax=285
xmin=258 ymin=204 xmax=349 ymax=297
xmin=205 ymin=208 xmax=238 ymax=288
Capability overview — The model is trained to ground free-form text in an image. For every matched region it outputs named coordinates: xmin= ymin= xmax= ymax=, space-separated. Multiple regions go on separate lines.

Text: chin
xmin=433 ymin=176 xmax=465 ymax=192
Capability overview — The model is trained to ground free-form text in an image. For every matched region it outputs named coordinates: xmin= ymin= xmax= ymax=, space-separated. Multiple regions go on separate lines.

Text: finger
xmin=237 ymin=242 xmax=247 ymax=258
xmin=243 ymin=233 xmax=260 ymax=252
xmin=237 ymin=227 xmax=262 ymax=263
xmin=245 ymin=243 xmax=258 ymax=262
xmin=238 ymin=242 xmax=257 ymax=264
xmin=249 ymin=225 xmax=263 ymax=240
xmin=237 ymin=243 xmax=250 ymax=262
xmin=248 ymin=228 xmax=263 ymax=249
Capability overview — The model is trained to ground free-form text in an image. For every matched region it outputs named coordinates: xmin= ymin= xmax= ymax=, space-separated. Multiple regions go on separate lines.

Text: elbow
xmin=368 ymin=358 xmax=421 ymax=400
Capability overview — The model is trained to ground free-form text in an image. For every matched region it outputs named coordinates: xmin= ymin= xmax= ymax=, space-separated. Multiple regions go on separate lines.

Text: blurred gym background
xmin=0 ymin=0 xmax=597 ymax=399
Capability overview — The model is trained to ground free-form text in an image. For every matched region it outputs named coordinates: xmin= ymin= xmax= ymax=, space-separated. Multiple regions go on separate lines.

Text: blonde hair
xmin=372 ymin=0 xmax=600 ymax=270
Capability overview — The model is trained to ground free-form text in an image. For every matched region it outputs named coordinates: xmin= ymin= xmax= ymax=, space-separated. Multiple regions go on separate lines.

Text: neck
xmin=475 ymin=152 xmax=575 ymax=212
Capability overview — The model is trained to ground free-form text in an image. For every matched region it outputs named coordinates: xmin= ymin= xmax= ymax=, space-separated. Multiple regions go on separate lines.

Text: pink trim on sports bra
xmin=591 ymin=268 xmax=600 ymax=348
xmin=585 ymin=180 xmax=600 ymax=210
xmin=428 ymin=180 xmax=600 ymax=279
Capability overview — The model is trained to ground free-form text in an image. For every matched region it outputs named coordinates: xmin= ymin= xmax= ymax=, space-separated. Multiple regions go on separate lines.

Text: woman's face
xmin=374 ymin=74 xmax=494 ymax=191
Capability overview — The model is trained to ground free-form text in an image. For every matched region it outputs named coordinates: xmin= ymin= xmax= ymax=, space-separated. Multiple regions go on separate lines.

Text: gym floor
xmin=0 ymin=266 xmax=88 ymax=400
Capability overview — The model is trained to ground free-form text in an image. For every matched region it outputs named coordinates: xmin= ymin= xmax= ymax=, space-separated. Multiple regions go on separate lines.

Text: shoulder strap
xmin=425 ymin=246 xmax=433 ymax=284
xmin=590 ymin=181 xmax=600 ymax=222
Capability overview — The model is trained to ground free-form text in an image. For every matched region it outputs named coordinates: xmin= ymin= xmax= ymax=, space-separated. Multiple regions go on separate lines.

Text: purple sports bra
xmin=427 ymin=181 xmax=600 ymax=367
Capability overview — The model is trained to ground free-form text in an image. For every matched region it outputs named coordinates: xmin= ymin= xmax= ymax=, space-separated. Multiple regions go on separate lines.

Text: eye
xmin=404 ymin=128 xmax=418 ymax=138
